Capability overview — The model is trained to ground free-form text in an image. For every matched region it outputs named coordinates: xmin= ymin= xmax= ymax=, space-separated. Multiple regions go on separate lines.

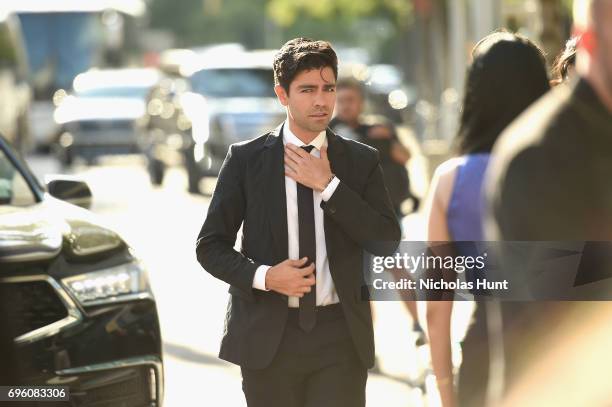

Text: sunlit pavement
xmin=27 ymin=153 xmax=453 ymax=407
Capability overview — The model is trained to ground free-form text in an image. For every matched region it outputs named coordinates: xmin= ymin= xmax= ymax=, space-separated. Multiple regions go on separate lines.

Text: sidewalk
xmin=158 ymin=213 xmax=436 ymax=407
xmin=162 ymin=339 xmax=428 ymax=407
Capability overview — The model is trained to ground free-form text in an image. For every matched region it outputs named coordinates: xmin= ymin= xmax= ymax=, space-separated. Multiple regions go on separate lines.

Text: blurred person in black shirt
xmin=330 ymin=78 xmax=426 ymax=355
xmin=330 ymin=78 xmax=419 ymax=217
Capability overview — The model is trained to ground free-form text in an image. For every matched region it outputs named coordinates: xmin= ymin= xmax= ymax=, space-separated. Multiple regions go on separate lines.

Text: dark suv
xmin=0 ymin=135 xmax=163 ymax=406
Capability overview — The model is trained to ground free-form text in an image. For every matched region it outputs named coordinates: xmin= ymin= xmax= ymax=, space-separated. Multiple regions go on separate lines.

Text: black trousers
xmin=241 ymin=304 xmax=367 ymax=407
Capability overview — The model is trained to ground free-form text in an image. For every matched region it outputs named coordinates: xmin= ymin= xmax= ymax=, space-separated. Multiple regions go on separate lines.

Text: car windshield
xmin=189 ymin=68 xmax=275 ymax=98
xmin=76 ymin=87 xmax=151 ymax=99
xmin=0 ymin=147 xmax=36 ymax=206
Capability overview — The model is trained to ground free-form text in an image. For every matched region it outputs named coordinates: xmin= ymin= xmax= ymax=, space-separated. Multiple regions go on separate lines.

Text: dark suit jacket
xmin=484 ymin=78 xmax=612 ymax=396
xmin=487 ymin=78 xmax=612 ymax=241
xmin=329 ymin=118 xmax=411 ymax=214
xmin=196 ymin=123 xmax=401 ymax=369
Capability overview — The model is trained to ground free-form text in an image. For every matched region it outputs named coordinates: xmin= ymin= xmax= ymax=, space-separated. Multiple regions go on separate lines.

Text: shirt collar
xmin=283 ymin=121 xmax=327 ymax=150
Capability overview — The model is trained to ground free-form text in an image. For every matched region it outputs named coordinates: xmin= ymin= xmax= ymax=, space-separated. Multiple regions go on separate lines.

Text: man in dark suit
xmin=196 ymin=38 xmax=401 ymax=407
xmin=484 ymin=0 xmax=612 ymax=402
xmin=486 ymin=0 xmax=612 ymax=240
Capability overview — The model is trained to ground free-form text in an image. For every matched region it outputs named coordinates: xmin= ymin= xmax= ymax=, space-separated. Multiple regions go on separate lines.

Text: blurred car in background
xmin=9 ymin=0 xmax=147 ymax=150
xmin=53 ymin=68 xmax=161 ymax=166
xmin=139 ymin=49 xmax=285 ymax=194
xmin=0 ymin=11 xmax=31 ymax=152
xmin=154 ymin=43 xmax=246 ymax=77
xmin=0 ymin=133 xmax=164 ymax=406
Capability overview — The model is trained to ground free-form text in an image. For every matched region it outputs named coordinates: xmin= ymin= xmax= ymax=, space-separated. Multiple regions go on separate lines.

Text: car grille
xmin=71 ymin=366 xmax=154 ymax=407
xmin=0 ymin=280 xmax=68 ymax=338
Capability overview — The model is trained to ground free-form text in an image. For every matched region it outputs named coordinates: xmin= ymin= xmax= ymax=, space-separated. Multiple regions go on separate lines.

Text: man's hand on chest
xmin=284 ymin=143 xmax=334 ymax=192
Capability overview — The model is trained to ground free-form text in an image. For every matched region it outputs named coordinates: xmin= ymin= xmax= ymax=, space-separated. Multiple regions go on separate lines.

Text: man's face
xmin=335 ymin=87 xmax=364 ymax=125
xmin=275 ymin=67 xmax=336 ymax=134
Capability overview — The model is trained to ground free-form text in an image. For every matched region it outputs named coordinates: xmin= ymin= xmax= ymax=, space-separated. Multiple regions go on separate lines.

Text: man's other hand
xmin=265 ymin=257 xmax=316 ymax=297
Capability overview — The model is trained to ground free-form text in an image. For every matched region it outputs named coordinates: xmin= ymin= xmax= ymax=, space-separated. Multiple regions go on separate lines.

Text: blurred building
xmin=409 ymin=0 xmax=571 ymax=177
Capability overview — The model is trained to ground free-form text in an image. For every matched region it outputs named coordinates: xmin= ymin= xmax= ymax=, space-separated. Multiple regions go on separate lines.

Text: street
xmin=26 ymin=153 xmax=455 ymax=407
xmin=2 ymin=0 xmax=605 ymax=404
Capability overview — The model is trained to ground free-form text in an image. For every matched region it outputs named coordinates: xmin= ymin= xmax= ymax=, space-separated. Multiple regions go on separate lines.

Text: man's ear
xmin=275 ymin=85 xmax=289 ymax=106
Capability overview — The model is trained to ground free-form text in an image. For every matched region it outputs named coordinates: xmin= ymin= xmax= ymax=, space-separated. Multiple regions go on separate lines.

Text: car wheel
xmin=59 ymin=147 xmax=74 ymax=168
xmin=184 ymin=151 xmax=201 ymax=194
xmin=186 ymin=164 xmax=201 ymax=194
xmin=148 ymin=158 xmax=165 ymax=186
xmin=15 ymin=112 xmax=31 ymax=154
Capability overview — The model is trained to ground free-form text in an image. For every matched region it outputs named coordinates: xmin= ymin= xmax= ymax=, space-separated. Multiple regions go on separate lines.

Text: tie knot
xmin=301 ymin=145 xmax=315 ymax=153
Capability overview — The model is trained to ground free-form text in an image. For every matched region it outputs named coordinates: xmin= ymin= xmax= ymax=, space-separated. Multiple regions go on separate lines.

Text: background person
xmin=330 ymin=78 xmax=419 ymax=216
xmin=330 ymin=78 xmax=426 ymax=354
xmin=424 ymin=31 xmax=550 ymax=407
xmin=485 ymin=0 xmax=612 ymax=403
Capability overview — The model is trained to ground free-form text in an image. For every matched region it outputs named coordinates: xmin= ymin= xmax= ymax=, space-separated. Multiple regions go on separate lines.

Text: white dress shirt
xmin=252 ymin=123 xmax=340 ymax=307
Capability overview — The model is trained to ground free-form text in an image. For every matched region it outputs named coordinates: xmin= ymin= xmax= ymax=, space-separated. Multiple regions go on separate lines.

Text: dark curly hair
xmin=273 ymin=37 xmax=338 ymax=94
xmin=551 ymin=36 xmax=579 ymax=86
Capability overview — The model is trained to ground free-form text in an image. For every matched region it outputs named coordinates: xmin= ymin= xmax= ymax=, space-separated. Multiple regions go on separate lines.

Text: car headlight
xmin=62 ymin=261 xmax=152 ymax=306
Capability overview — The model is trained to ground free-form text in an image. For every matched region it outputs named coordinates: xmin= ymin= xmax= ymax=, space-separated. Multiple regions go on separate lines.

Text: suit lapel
xmin=323 ymin=129 xmax=348 ymax=262
xmin=263 ymin=123 xmax=289 ymax=260
xmin=326 ymin=128 xmax=347 ymax=187
xmin=261 ymin=126 xmax=347 ymax=261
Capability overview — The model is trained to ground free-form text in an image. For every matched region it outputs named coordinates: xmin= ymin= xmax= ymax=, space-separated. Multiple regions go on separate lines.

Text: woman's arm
xmin=427 ymin=300 xmax=455 ymax=407
xmin=425 ymin=161 xmax=458 ymax=407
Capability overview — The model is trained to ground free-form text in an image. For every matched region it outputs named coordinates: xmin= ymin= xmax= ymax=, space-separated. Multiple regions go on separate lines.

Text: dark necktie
xmin=297 ymin=145 xmax=316 ymax=332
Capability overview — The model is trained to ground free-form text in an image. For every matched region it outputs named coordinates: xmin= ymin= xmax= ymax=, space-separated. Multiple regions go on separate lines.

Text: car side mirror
xmin=45 ymin=176 xmax=93 ymax=209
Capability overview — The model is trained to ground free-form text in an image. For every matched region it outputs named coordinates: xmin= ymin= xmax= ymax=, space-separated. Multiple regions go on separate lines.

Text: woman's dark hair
xmin=456 ymin=31 xmax=550 ymax=155
xmin=551 ymin=36 xmax=579 ymax=85
xmin=273 ymin=37 xmax=338 ymax=93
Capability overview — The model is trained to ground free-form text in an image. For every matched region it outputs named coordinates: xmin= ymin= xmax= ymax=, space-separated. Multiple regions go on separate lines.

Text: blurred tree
xmin=149 ymin=0 xmax=269 ymax=48
xmin=538 ymin=0 xmax=572 ymax=64
xmin=253 ymin=0 xmax=427 ymax=111
xmin=147 ymin=0 xmax=417 ymax=69
xmin=266 ymin=0 xmax=412 ymax=28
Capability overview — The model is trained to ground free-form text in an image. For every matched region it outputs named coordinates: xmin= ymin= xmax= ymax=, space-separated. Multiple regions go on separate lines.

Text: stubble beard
xmin=297 ymin=115 xmax=330 ymax=134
